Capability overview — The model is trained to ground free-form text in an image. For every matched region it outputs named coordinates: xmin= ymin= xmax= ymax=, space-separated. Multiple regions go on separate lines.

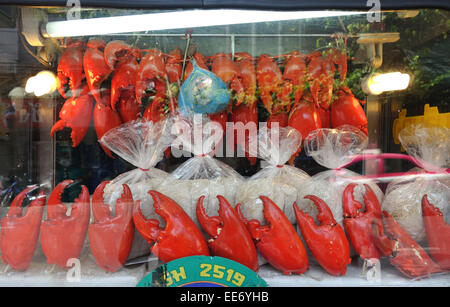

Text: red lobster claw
xmin=50 ymin=86 xmax=94 ymax=147
xmin=133 ymin=191 xmax=210 ymax=263
xmin=371 ymin=210 xmax=442 ymax=278
xmin=421 ymin=194 xmax=450 ymax=270
xmin=331 ymin=87 xmax=368 ymax=136
xmin=0 ymin=186 xmax=46 ymax=271
xmin=88 ymin=182 xmax=135 ymax=272
xmin=196 ymin=195 xmax=259 ymax=271
xmin=56 ymin=40 xmax=85 ymax=99
xmin=93 ymin=91 xmax=123 ymax=158
xmin=294 ymin=195 xmax=351 ymax=276
xmin=342 ymin=183 xmax=383 ymax=260
xmin=104 ymin=40 xmax=139 ymax=70
xmin=83 ymin=38 xmax=112 ymax=105
xmin=236 ymin=196 xmax=309 ymax=275
xmin=40 ymin=180 xmax=90 ymax=268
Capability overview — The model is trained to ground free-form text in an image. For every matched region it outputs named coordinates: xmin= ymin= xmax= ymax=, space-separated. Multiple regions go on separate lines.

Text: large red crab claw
xmin=294 ymin=195 xmax=351 ymax=276
xmin=111 ymin=57 xmax=138 ymax=110
xmin=40 ymin=180 xmax=90 ymax=269
xmin=371 ymin=210 xmax=442 ymax=278
xmin=342 ymin=183 xmax=383 ymax=260
xmin=0 ymin=186 xmax=46 ymax=271
xmin=88 ymin=182 xmax=135 ymax=272
xmin=421 ymin=194 xmax=450 ymax=270
xmin=133 ymin=190 xmax=210 ymax=263
xmin=104 ymin=40 xmax=139 ymax=71
xmin=236 ymin=196 xmax=309 ymax=275
xmin=50 ymin=86 xmax=94 ymax=147
xmin=331 ymin=88 xmax=368 ymax=136
xmin=93 ymin=91 xmax=123 ymax=158
xmin=196 ymin=195 xmax=259 ymax=271
xmin=56 ymin=40 xmax=85 ymax=99
xmin=83 ymin=38 xmax=112 ymax=105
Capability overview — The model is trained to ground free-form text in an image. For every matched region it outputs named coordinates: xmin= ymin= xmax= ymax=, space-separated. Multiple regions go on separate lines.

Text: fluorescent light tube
xmin=45 ymin=9 xmax=368 ymax=37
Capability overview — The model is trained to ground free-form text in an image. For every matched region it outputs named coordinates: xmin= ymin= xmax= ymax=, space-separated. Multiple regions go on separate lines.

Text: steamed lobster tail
xmin=50 ymin=86 xmax=94 ymax=148
xmin=56 ymin=40 xmax=85 ymax=99
xmin=133 ymin=191 xmax=210 ymax=263
xmin=88 ymin=182 xmax=135 ymax=272
xmin=197 ymin=195 xmax=259 ymax=271
xmin=1 ymin=186 xmax=46 ymax=271
xmin=294 ymin=195 xmax=351 ymax=276
xmin=331 ymin=87 xmax=368 ymax=135
xmin=421 ymin=194 xmax=450 ymax=270
xmin=40 ymin=180 xmax=90 ymax=268
xmin=236 ymin=196 xmax=309 ymax=275
xmin=83 ymin=38 xmax=112 ymax=105
xmin=371 ymin=210 xmax=442 ymax=278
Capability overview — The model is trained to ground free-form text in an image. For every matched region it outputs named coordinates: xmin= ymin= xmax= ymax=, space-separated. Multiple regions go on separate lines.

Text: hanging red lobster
xmin=230 ymin=52 xmax=258 ymax=165
xmin=83 ymin=38 xmax=112 ymax=105
xmin=93 ymin=90 xmax=123 ymax=158
xmin=40 ymin=180 xmax=90 ymax=268
xmin=294 ymin=195 xmax=351 ymax=276
xmin=110 ymin=56 xmax=141 ymax=123
xmin=1 ymin=186 xmax=46 ymax=271
xmin=306 ymin=51 xmax=334 ymax=111
xmin=56 ymin=40 xmax=85 ymax=99
xmin=421 ymin=194 xmax=450 ymax=270
xmin=50 ymin=85 xmax=94 ymax=148
xmin=331 ymin=87 xmax=368 ymax=135
xmin=256 ymin=54 xmax=291 ymax=128
xmin=371 ymin=210 xmax=442 ymax=278
xmin=133 ymin=191 xmax=210 ymax=263
xmin=89 ymin=182 xmax=135 ymax=272
xmin=197 ymin=195 xmax=259 ymax=271
xmin=236 ymin=196 xmax=309 ymax=275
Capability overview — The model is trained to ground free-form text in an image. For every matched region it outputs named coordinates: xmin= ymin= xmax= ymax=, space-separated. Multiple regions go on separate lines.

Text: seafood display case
xmin=0 ymin=0 xmax=448 ymax=287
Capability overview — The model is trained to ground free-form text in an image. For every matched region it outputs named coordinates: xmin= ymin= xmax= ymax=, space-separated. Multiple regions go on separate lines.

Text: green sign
xmin=137 ymin=256 xmax=267 ymax=287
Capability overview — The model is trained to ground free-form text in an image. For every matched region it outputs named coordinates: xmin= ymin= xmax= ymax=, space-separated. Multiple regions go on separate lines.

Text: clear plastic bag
xmin=235 ymin=125 xmax=311 ymax=225
xmin=296 ymin=125 xmax=384 ymax=228
xmin=157 ymin=115 xmax=244 ymax=227
xmin=99 ymin=119 xmax=174 ymax=259
xmin=382 ymin=124 xmax=450 ymax=243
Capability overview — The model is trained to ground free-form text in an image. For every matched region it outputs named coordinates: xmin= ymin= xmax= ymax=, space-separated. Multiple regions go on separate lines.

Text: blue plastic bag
xmin=178 ymin=59 xmax=230 ymax=116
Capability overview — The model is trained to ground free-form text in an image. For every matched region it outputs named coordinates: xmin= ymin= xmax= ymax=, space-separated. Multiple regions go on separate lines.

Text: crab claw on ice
xmin=196 ymin=195 xmax=259 ymax=271
xmin=88 ymin=182 xmax=135 ymax=272
xmin=133 ymin=191 xmax=210 ymax=263
xmin=0 ymin=186 xmax=46 ymax=271
xmin=40 ymin=180 xmax=90 ymax=269
xmin=236 ymin=196 xmax=309 ymax=275
xmin=294 ymin=195 xmax=351 ymax=276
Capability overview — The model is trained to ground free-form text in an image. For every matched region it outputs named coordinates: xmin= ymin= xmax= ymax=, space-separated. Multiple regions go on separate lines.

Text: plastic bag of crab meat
xmin=382 ymin=124 xmax=449 ymax=249
xmin=99 ymin=119 xmax=174 ymax=260
xmin=296 ymin=126 xmax=384 ymax=260
xmin=235 ymin=124 xmax=311 ymax=225
xmin=156 ymin=115 xmax=244 ymax=228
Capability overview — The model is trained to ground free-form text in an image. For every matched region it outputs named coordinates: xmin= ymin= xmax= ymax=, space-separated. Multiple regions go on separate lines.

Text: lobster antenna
xmin=181 ymin=29 xmax=193 ymax=81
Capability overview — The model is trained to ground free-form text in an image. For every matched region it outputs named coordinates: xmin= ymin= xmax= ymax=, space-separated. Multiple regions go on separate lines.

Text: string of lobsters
xmin=51 ymin=36 xmax=368 ymax=164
